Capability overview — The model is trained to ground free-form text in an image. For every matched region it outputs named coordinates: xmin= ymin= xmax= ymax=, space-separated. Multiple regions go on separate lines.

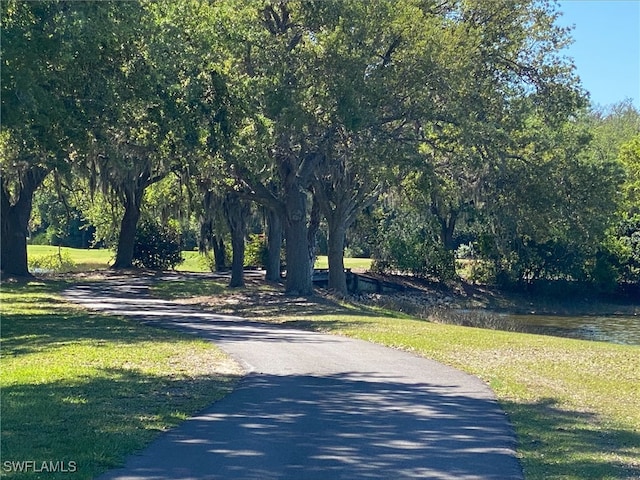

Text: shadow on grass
xmin=1 ymin=367 xmax=240 ymax=480
xmin=140 ymin=273 xmax=408 ymax=323
xmin=2 ymin=278 xmax=241 ymax=479
xmin=1 ymin=303 xmax=211 ymax=357
xmin=150 ymin=279 xmax=226 ymax=299
xmin=1 ymin=308 xmax=181 ymax=357
xmin=0 ymin=278 xmax=71 ymax=297
xmin=1 ymin=278 xmax=226 ymax=356
xmin=161 ymin=286 xmax=406 ymax=322
xmin=506 ymin=398 xmax=640 ymax=479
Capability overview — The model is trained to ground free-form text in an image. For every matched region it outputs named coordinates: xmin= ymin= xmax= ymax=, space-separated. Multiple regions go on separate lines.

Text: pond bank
xmin=350 ymin=274 xmax=640 ymax=345
xmin=352 ymin=273 xmax=640 ymax=315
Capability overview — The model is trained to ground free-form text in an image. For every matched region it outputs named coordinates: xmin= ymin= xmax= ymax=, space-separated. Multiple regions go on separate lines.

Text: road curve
xmin=63 ymin=278 xmax=523 ymax=480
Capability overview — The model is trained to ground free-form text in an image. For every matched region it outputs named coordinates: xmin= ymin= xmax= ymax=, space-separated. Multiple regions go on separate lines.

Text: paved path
xmin=63 ymin=278 xmax=523 ymax=480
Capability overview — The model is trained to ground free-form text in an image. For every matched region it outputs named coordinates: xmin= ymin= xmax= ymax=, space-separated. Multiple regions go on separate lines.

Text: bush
xmin=603 ymin=214 xmax=640 ymax=284
xmin=133 ymin=220 xmax=183 ymax=270
xmin=244 ymin=234 xmax=268 ymax=268
xmin=371 ymin=210 xmax=456 ymax=281
xmin=28 ymin=232 xmax=50 ymax=245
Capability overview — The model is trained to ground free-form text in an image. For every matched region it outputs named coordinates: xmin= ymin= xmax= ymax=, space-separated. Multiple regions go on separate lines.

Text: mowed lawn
xmin=27 ymin=245 xmax=114 ymax=271
xmin=0 ymin=280 xmax=242 ymax=479
xmin=26 ymin=246 xmax=373 ymax=273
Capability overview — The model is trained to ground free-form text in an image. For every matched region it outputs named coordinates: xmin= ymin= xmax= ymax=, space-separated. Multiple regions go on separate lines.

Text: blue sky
xmin=557 ymin=1 xmax=640 ymax=109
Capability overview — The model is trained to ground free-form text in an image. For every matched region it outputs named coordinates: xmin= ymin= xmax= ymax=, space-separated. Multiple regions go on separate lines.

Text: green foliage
xmin=619 ymin=134 xmax=640 ymax=216
xmin=132 ymin=220 xmax=183 ymax=270
xmin=29 ymin=176 xmax=96 ymax=248
xmin=372 ymin=208 xmax=456 ymax=281
xmin=5 ymin=0 xmax=639 ymax=289
xmin=195 ymin=228 xmax=231 ymax=273
xmin=602 ymin=214 xmax=640 ymax=284
xmin=198 ymin=251 xmax=218 ymax=273
xmin=469 ymin=107 xmax=629 ymax=287
xmin=244 ymin=234 xmax=268 ymax=269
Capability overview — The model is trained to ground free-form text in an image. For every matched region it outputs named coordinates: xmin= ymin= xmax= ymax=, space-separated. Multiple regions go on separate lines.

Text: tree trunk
xmin=307 ymin=196 xmax=321 ymax=279
xmin=112 ymin=189 xmax=142 ymax=269
xmin=327 ymin=221 xmax=348 ymax=294
xmin=440 ymin=212 xmax=457 ymax=252
xmin=0 ymin=166 xmax=49 ymax=277
xmin=224 ymin=192 xmax=248 ymax=288
xmin=284 ymin=186 xmax=312 ymax=295
xmin=265 ymin=207 xmax=283 ymax=281
xmin=212 ymin=235 xmax=226 ymax=272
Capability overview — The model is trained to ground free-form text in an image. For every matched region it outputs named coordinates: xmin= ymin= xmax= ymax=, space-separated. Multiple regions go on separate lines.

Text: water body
xmin=505 ymin=313 xmax=640 ymax=346
xmin=454 ymin=310 xmax=640 ymax=345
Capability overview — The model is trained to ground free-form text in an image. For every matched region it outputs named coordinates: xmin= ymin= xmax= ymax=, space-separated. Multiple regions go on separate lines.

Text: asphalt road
xmin=63 ymin=278 xmax=523 ymax=480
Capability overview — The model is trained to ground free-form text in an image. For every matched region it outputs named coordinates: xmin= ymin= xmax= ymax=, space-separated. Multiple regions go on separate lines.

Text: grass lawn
xmin=177 ymin=250 xmax=208 ymax=272
xmin=27 ymin=245 xmax=114 ymax=271
xmin=149 ymin=278 xmax=640 ymax=480
xmin=314 ymin=255 xmax=372 ymax=270
xmin=0 ymin=279 xmax=242 ymax=480
xmin=25 ymin=246 xmax=373 ymax=273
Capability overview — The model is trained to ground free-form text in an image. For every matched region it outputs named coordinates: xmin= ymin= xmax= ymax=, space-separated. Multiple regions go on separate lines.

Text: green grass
xmin=25 ymin=246 xmax=374 ymax=273
xmin=149 ymin=280 xmax=640 ymax=480
xmin=314 ymin=255 xmax=372 ymax=270
xmin=25 ymin=246 xmax=212 ymax=273
xmin=0 ymin=280 xmax=242 ymax=479
xmin=176 ymin=250 xmax=209 ymax=272
xmin=27 ymin=245 xmax=114 ymax=271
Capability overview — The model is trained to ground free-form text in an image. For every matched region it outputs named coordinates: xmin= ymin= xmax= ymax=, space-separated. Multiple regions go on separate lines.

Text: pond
xmin=505 ymin=313 xmax=640 ymax=346
xmin=451 ymin=310 xmax=640 ymax=345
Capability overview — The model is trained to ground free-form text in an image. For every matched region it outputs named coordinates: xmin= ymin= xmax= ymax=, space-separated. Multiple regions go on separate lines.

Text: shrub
xmin=133 ymin=220 xmax=183 ymax=270
xmin=244 ymin=234 xmax=268 ymax=268
xmin=371 ymin=210 xmax=456 ymax=281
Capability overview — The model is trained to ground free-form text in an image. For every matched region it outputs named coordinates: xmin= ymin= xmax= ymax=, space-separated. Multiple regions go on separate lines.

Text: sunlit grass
xmin=26 ymin=246 xmax=374 ymax=273
xmin=314 ymin=255 xmax=372 ymax=270
xmin=27 ymin=246 xmax=113 ymax=271
xmin=0 ymin=280 xmax=242 ymax=479
xmin=176 ymin=250 xmax=208 ymax=272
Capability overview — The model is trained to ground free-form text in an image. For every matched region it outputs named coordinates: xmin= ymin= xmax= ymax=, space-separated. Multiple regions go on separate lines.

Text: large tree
xmin=211 ymin=0 xmax=586 ymax=295
xmin=207 ymin=0 xmax=323 ymax=295
xmin=1 ymin=1 xmax=111 ymax=275
xmin=80 ymin=1 xmax=231 ymax=269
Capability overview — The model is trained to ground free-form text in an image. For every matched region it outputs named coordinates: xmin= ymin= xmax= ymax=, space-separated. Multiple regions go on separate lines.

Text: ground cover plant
xmin=151 ymin=277 xmax=640 ymax=480
xmin=0 ymin=279 xmax=242 ymax=480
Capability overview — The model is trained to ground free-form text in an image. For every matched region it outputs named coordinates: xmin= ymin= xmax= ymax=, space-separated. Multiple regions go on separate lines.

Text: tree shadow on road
xmin=100 ymin=371 xmax=523 ymax=480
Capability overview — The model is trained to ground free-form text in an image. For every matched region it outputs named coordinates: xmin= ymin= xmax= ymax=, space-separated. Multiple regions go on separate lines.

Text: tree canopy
xmin=3 ymin=0 xmax=638 ymax=293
